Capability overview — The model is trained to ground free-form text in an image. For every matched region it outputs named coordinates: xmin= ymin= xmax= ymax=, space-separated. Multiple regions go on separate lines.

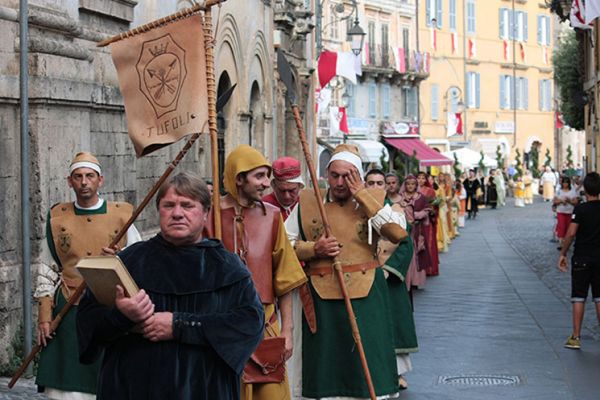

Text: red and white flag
xmin=394 ymin=47 xmax=406 ymax=73
xmin=503 ymin=40 xmax=510 ymax=61
xmin=329 ymin=106 xmax=349 ymax=135
xmin=430 ymin=27 xmax=437 ymax=50
xmin=318 ymin=51 xmax=359 ymax=88
xmin=451 ymin=32 xmax=459 ymax=54
xmin=315 ymin=87 xmax=332 ymax=115
xmin=447 ymin=112 xmax=463 ymax=137
xmin=571 ymin=0 xmax=593 ymax=29
xmin=468 ymin=38 xmax=477 ymax=58
xmin=519 ymin=42 xmax=526 ymax=62
xmin=585 ymin=0 xmax=600 ymax=24
xmin=362 ymin=42 xmax=370 ymax=65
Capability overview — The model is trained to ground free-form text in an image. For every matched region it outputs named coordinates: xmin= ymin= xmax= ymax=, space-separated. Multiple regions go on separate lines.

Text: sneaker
xmin=564 ymin=335 xmax=581 ymax=349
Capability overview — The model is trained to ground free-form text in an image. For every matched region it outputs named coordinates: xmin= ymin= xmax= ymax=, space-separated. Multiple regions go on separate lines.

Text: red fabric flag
xmin=503 ymin=40 xmax=509 ymax=61
xmin=318 ymin=51 xmax=358 ymax=88
xmin=468 ymin=38 xmax=476 ymax=58
xmin=556 ymin=111 xmax=565 ymax=129
xmin=455 ymin=113 xmax=463 ymax=135
xmin=519 ymin=42 xmax=525 ymax=61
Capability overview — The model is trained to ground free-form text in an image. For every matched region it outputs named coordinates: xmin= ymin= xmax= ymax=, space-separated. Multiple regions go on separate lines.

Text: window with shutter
xmin=431 ymin=84 xmax=439 ymax=120
xmin=369 ymin=84 xmax=377 ymax=117
xmin=450 ymin=0 xmax=456 ymax=31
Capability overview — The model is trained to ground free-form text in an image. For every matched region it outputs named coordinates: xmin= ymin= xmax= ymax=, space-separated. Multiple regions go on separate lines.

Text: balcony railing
xmin=363 ymin=44 xmax=430 ymax=75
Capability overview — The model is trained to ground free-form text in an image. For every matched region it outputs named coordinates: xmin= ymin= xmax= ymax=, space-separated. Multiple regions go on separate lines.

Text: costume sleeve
xmin=76 ymin=288 xmax=137 ymax=364
xmin=285 ymin=204 xmax=316 ymax=261
xmin=36 ymin=210 xmax=61 ymax=322
xmin=355 ymin=190 xmax=407 ymax=243
xmin=125 ymin=224 xmax=143 ymax=247
xmin=172 ymin=276 xmax=265 ymax=375
xmin=272 ymin=215 xmax=308 ymax=297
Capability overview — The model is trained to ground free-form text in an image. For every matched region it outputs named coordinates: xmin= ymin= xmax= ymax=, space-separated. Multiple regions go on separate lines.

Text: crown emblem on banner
xmin=149 ymin=42 xmax=168 ymax=57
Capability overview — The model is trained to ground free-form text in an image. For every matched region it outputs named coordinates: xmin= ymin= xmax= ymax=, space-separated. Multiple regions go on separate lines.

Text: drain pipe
xmin=19 ymin=0 xmax=32 ymax=373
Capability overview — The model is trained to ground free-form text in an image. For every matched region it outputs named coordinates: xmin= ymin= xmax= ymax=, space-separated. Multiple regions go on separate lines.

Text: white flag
xmin=586 ymin=0 xmax=600 ymax=24
xmin=571 ymin=0 xmax=592 ymax=29
xmin=315 ymin=87 xmax=332 ymax=115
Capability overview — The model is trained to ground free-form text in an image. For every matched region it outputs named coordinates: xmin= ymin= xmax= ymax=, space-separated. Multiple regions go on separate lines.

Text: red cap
xmin=272 ymin=157 xmax=304 ymax=185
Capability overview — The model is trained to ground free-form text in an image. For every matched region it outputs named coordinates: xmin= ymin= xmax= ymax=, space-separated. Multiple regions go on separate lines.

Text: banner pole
xmin=203 ymin=8 xmax=222 ymax=240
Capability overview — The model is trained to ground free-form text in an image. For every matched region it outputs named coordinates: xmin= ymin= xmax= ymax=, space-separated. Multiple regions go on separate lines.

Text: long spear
xmin=9 ymin=4 xmax=229 ymax=387
xmin=276 ymin=49 xmax=377 ymax=400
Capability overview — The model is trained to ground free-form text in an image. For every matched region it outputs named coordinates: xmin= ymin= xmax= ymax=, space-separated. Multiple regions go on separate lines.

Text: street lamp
xmin=347 ymin=17 xmax=366 ymax=56
xmin=316 ymin=0 xmax=365 ymax=57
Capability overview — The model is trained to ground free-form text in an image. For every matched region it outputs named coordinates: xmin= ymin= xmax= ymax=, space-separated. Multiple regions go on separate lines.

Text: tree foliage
xmin=453 ymin=152 xmax=461 ymax=179
xmin=515 ymin=148 xmax=523 ymax=179
xmin=530 ymin=146 xmax=540 ymax=178
xmin=553 ymin=28 xmax=584 ymax=129
xmin=544 ymin=148 xmax=552 ymax=168
xmin=496 ymin=145 xmax=504 ymax=170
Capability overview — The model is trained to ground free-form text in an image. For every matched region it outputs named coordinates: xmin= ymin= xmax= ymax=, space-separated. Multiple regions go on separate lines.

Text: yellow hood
xmin=223 ymin=145 xmax=271 ymax=202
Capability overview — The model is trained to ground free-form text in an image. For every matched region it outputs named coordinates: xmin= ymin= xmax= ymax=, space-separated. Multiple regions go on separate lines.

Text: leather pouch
xmin=242 ymin=336 xmax=286 ymax=384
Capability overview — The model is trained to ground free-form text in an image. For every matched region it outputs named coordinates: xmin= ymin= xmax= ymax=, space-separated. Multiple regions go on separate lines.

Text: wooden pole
xmin=202 ymin=9 xmax=222 ymax=239
xmin=290 ymin=106 xmax=377 ymax=400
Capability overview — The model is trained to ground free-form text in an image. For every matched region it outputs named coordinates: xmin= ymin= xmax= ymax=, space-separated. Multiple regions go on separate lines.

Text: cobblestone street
xmin=1 ymin=197 xmax=599 ymax=399
xmin=406 ymin=197 xmax=600 ymax=400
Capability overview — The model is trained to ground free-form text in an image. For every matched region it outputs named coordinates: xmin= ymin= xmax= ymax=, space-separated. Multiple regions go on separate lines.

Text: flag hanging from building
xmin=542 ymin=46 xmax=549 ymax=65
xmin=468 ymin=38 xmax=477 ymax=58
xmin=315 ymin=87 xmax=332 ymax=115
xmin=555 ymin=111 xmax=565 ymax=129
xmin=393 ymin=47 xmax=406 ymax=73
xmin=329 ymin=106 xmax=349 ymax=135
xmin=585 ymin=0 xmax=600 ymax=23
xmin=503 ymin=40 xmax=510 ymax=61
xmin=451 ymin=32 xmax=458 ymax=54
xmin=430 ymin=27 xmax=437 ymax=50
xmin=571 ymin=0 xmax=593 ymax=29
xmin=447 ymin=112 xmax=463 ymax=137
xmin=318 ymin=50 xmax=359 ymax=87
xmin=109 ymin=14 xmax=209 ymax=157
xmin=362 ymin=42 xmax=370 ymax=65
xmin=519 ymin=42 xmax=526 ymax=62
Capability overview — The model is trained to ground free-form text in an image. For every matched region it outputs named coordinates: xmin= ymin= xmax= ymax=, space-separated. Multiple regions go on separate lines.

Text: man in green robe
xmin=285 ymin=145 xmax=407 ymax=399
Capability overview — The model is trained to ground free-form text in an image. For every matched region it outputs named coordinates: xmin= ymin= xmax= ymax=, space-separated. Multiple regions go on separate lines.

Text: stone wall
xmin=0 ymin=0 xmax=210 ymax=367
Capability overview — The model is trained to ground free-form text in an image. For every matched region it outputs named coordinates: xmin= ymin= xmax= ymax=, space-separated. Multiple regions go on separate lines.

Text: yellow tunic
xmin=435 ymin=188 xmax=450 ymax=252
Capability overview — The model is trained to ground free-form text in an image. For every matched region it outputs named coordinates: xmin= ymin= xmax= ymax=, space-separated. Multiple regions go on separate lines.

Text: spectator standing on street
xmin=486 ymin=171 xmax=498 ymax=209
xmin=558 ymin=172 xmax=600 ymax=350
xmin=463 ymin=170 xmax=480 ymax=219
xmin=541 ymin=166 xmax=557 ymax=202
xmin=553 ymin=176 xmax=579 ymax=250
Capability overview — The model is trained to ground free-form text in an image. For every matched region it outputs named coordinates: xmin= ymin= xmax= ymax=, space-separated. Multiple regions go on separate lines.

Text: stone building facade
xmin=0 ymin=0 xmax=312 ymax=368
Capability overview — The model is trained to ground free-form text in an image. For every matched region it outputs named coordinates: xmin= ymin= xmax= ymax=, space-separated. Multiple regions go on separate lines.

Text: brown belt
xmin=307 ymin=260 xmax=379 ymax=277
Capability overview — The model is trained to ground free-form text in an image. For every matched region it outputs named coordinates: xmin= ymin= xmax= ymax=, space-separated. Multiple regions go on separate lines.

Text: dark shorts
xmin=571 ymin=258 xmax=600 ymax=303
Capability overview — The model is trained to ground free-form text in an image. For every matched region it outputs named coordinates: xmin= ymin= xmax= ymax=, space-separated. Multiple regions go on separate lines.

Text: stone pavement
xmin=0 ymin=377 xmax=46 ymax=399
xmin=404 ymin=197 xmax=600 ymax=400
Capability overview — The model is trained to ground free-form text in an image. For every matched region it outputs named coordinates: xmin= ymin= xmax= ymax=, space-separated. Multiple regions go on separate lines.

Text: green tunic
xmin=36 ymin=291 xmax=101 ymax=393
xmin=302 ymin=269 xmax=398 ymax=398
xmin=381 ymin=232 xmax=419 ymax=354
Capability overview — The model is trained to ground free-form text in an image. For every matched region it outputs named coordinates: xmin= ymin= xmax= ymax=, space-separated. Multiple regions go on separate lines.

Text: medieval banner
xmin=110 ymin=14 xmax=208 ymax=157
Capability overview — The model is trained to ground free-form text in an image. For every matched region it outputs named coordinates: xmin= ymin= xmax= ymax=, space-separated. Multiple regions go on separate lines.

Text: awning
xmin=347 ymin=140 xmax=389 ymax=167
xmin=384 ymin=137 xmax=453 ymax=166
xmin=442 ymin=148 xmax=498 ymax=168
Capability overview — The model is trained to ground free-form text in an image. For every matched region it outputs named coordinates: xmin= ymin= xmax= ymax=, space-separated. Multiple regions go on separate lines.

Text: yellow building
xmin=418 ymin=0 xmax=555 ymax=170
